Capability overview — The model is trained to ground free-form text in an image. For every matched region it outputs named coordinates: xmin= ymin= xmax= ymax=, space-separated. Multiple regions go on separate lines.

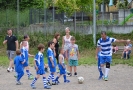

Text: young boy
xmin=66 ymin=36 xmax=79 ymax=76
xmin=21 ymin=40 xmax=33 ymax=80
xmin=55 ymin=48 xmax=70 ymax=83
xmin=31 ymin=44 xmax=51 ymax=89
xmin=47 ymin=41 xmax=57 ymax=85
xmin=14 ymin=49 xmax=25 ymax=85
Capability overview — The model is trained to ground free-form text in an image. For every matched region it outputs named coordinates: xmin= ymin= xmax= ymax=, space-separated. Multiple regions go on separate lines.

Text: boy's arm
xmin=59 ymin=55 xmax=65 ymax=68
xmin=95 ymin=47 xmax=100 ymax=60
xmin=50 ymin=57 xmax=54 ymax=67
xmin=62 ymin=36 xmax=64 ymax=48
xmin=34 ymin=60 xmax=38 ymax=71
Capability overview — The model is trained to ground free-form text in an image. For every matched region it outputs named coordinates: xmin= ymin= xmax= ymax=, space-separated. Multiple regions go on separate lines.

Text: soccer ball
xmin=78 ymin=76 xmax=84 ymax=84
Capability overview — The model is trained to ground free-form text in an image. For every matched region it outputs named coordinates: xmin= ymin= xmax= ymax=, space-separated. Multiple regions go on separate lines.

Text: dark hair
xmin=7 ymin=29 xmax=12 ymax=31
xmin=54 ymin=33 xmax=60 ymax=39
xmin=38 ymin=44 xmax=45 ymax=51
xmin=24 ymin=35 xmax=29 ymax=39
xmin=16 ymin=49 xmax=21 ymax=55
xmin=71 ymin=36 xmax=75 ymax=41
xmin=101 ymin=31 xmax=106 ymax=35
xmin=48 ymin=41 xmax=54 ymax=47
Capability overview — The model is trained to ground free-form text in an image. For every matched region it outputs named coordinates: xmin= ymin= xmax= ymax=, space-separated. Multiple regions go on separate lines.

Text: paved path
xmin=0 ymin=65 xmax=133 ymax=90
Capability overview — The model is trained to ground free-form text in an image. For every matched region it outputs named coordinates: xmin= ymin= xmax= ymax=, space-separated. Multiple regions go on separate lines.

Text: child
xmin=66 ymin=36 xmax=79 ymax=76
xmin=14 ymin=49 xmax=25 ymax=85
xmin=55 ymin=48 xmax=70 ymax=83
xmin=112 ymin=45 xmax=118 ymax=53
xmin=121 ymin=43 xmax=129 ymax=59
xmin=97 ymin=51 xmax=103 ymax=80
xmin=47 ymin=41 xmax=57 ymax=85
xmin=31 ymin=44 xmax=51 ymax=89
xmin=21 ymin=40 xmax=33 ymax=80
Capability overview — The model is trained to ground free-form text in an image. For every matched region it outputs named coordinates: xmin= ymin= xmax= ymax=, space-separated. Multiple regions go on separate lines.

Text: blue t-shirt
xmin=14 ymin=55 xmax=24 ymax=72
xmin=47 ymin=48 xmax=56 ymax=67
xmin=21 ymin=47 xmax=28 ymax=61
xmin=34 ymin=52 xmax=45 ymax=70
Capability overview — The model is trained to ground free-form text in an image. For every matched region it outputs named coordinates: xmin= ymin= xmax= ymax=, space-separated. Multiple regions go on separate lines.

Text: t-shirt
xmin=47 ymin=48 xmax=56 ymax=67
xmin=5 ymin=35 xmax=17 ymax=51
xmin=67 ymin=44 xmax=79 ymax=60
xmin=97 ymin=36 xmax=116 ymax=56
xmin=34 ymin=52 xmax=44 ymax=70
xmin=14 ymin=55 xmax=24 ymax=72
xmin=21 ymin=47 xmax=29 ymax=61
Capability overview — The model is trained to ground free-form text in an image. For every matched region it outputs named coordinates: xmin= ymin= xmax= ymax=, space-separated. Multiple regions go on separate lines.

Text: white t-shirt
xmin=63 ymin=35 xmax=72 ymax=51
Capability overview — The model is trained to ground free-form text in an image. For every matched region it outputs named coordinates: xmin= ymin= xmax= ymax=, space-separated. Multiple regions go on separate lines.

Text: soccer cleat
xmin=16 ymin=81 xmax=22 ymax=85
xmin=52 ymin=82 xmax=57 ymax=85
xmin=31 ymin=84 xmax=36 ymax=89
xmin=44 ymin=85 xmax=51 ymax=89
xmin=7 ymin=68 xmax=10 ymax=72
xmin=64 ymin=80 xmax=70 ymax=83
xmin=28 ymin=75 xmax=34 ymax=80
xmin=74 ymin=72 xmax=78 ymax=77
xmin=104 ymin=77 xmax=108 ymax=81
xmin=66 ymin=73 xmax=72 ymax=77
xmin=47 ymin=82 xmax=52 ymax=86
xmin=98 ymin=75 xmax=103 ymax=80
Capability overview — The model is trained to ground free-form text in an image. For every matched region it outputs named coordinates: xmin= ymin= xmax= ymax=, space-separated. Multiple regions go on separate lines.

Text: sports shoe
xmin=16 ymin=81 xmax=22 ymax=85
xmin=7 ymin=68 xmax=10 ymax=72
xmin=74 ymin=72 xmax=77 ymax=77
xmin=47 ymin=82 xmax=52 ymax=86
xmin=98 ymin=75 xmax=103 ymax=80
xmin=44 ymin=85 xmax=51 ymax=89
xmin=52 ymin=81 xmax=58 ymax=85
xmin=104 ymin=77 xmax=108 ymax=81
xmin=31 ymin=84 xmax=36 ymax=89
xmin=64 ymin=80 xmax=70 ymax=83
xmin=28 ymin=75 xmax=34 ymax=80
xmin=14 ymin=75 xmax=17 ymax=78
xmin=67 ymin=73 xmax=72 ymax=77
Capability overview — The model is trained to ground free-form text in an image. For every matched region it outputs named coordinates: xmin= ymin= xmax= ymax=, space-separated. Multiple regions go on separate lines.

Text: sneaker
xmin=55 ymin=80 xmax=60 ymax=84
xmin=7 ymin=68 xmax=10 ymax=72
xmin=44 ymin=85 xmax=51 ymax=89
xmin=67 ymin=73 xmax=72 ymax=77
xmin=52 ymin=81 xmax=58 ymax=85
xmin=47 ymin=82 xmax=52 ymax=86
xmin=31 ymin=84 xmax=36 ymax=89
xmin=98 ymin=75 xmax=103 ymax=80
xmin=28 ymin=75 xmax=34 ymax=80
xmin=104 ymin=77 xmax=108 ymax=81
xmin=74 ymin=72 xmax=77 ymax=77
xmin=16 ymin=81 xmax=22 ymax=85
xmin=64 ymin=80 xmax=70 ymax=83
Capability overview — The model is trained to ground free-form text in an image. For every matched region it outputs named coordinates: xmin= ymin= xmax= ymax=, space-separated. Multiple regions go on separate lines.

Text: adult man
xmin=3 ymin=29 xmax=18 ymax=72
xmin=95 ymin=31 xmax=130 ymax=81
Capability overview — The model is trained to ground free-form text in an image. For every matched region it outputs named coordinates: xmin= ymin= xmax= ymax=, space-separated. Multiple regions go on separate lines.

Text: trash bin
xmin=130 ymin=8 xmax=133 ymax=13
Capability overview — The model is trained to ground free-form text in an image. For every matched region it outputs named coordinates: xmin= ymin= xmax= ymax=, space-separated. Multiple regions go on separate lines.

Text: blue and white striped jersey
xmin=97 ymin=36 xmax=116 ymax=56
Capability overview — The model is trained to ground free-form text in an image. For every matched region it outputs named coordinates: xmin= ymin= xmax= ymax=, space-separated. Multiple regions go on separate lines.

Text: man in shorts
xmin=3 ymin=29 xmax=18 ymax=72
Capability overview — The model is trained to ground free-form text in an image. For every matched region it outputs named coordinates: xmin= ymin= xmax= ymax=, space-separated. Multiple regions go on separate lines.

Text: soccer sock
xmin=55 ymin=76 xmax=59 ymax=81
xmin=43 ymin=77 xmax=47 ymax=87
xmin=26 ymin=70 xmax=30 ymax=77
xmin=101 ymin=67 xmax=105 ymax=76
xmin=63 ymin=75 xmax=67 ymax=82
xmin=105 ymin=68 xmax=110 ymax=77
xmin=47 ymin=73 xmax=52 ymax=82
xmin=52 ymin=74 xmax=55 ymax=82
xmin=98 ymin=67 xmax=103 ymax=76
xmin=31 ymin=77 xmax=37 ymax=85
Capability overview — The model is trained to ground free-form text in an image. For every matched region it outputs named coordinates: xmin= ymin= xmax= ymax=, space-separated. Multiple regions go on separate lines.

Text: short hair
xmin=24 ymin=35 xmax=29 ymax=39
xmin=16 ymin=49 xmax=21 ymax=55
xmin=38 ymin=44 xmax=45 ymax=51
xmin=48 ymin=41 xmax=54 ymax=47
xmin=7 ymin=29 xmax=12 ymax=31
xmin=54 ymin=33 xmax=60 ymax=39
xmin=71 ymin=36 xmax=75 ymax=41
xmin=101 ymin=31 xmax=106 ymax=35
xmin=65 ymin=27 xmax=70 ymax=31
xmin=59 ymin=47 xmax=63 ymax=53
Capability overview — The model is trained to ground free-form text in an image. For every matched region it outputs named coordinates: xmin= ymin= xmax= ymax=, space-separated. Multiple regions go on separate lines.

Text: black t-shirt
xmin=5 ymin=35 xmax=17 ymax=51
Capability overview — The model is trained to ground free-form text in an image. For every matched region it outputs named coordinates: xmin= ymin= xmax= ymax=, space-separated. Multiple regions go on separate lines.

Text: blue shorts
xmin=36 ymin=68 xmax=45 ymax=75
xmin=59 ymin=64 xmax=66 ymax=74
xmin=100 ymin=56 xmax=112 ymax=64
xmin=49 ymin=66 xmax=56 ymax=73
xmin=23 ymin=61 xmax=28 ymax=67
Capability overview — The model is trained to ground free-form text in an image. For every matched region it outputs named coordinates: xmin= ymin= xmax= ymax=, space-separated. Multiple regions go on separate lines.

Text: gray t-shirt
xmin=67 ymin=44 xmax=78 ymax=60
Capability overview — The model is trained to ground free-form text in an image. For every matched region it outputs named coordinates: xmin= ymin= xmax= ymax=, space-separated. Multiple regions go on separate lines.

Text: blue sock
xmin=47 ymin=73 xmax=52 ymax=82
xmin=43 ymin=77 xmax=47 ymax=87
xmin=55 ymin=76 xmax=59 ymax=81
xmin=31 ymin=77 xmax=37 ymax=85
xmin=63 ymin=75 xmax=66 ymax=82
xmin=52 ymin=74 xmax=55 ymax=82
xmin=26 ymin=70 xmax=30 ymax=77
xmin=98 ymin=67 xmax=103 ymax=76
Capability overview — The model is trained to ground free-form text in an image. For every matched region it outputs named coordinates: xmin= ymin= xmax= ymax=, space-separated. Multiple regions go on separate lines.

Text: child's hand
xmin=52 ymin=63 xmax=55 ymax=67
xmin=35 ymin=66 xmax=38 ymax=71
xmin=95 ymin=55 xmax=98 ymax=60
